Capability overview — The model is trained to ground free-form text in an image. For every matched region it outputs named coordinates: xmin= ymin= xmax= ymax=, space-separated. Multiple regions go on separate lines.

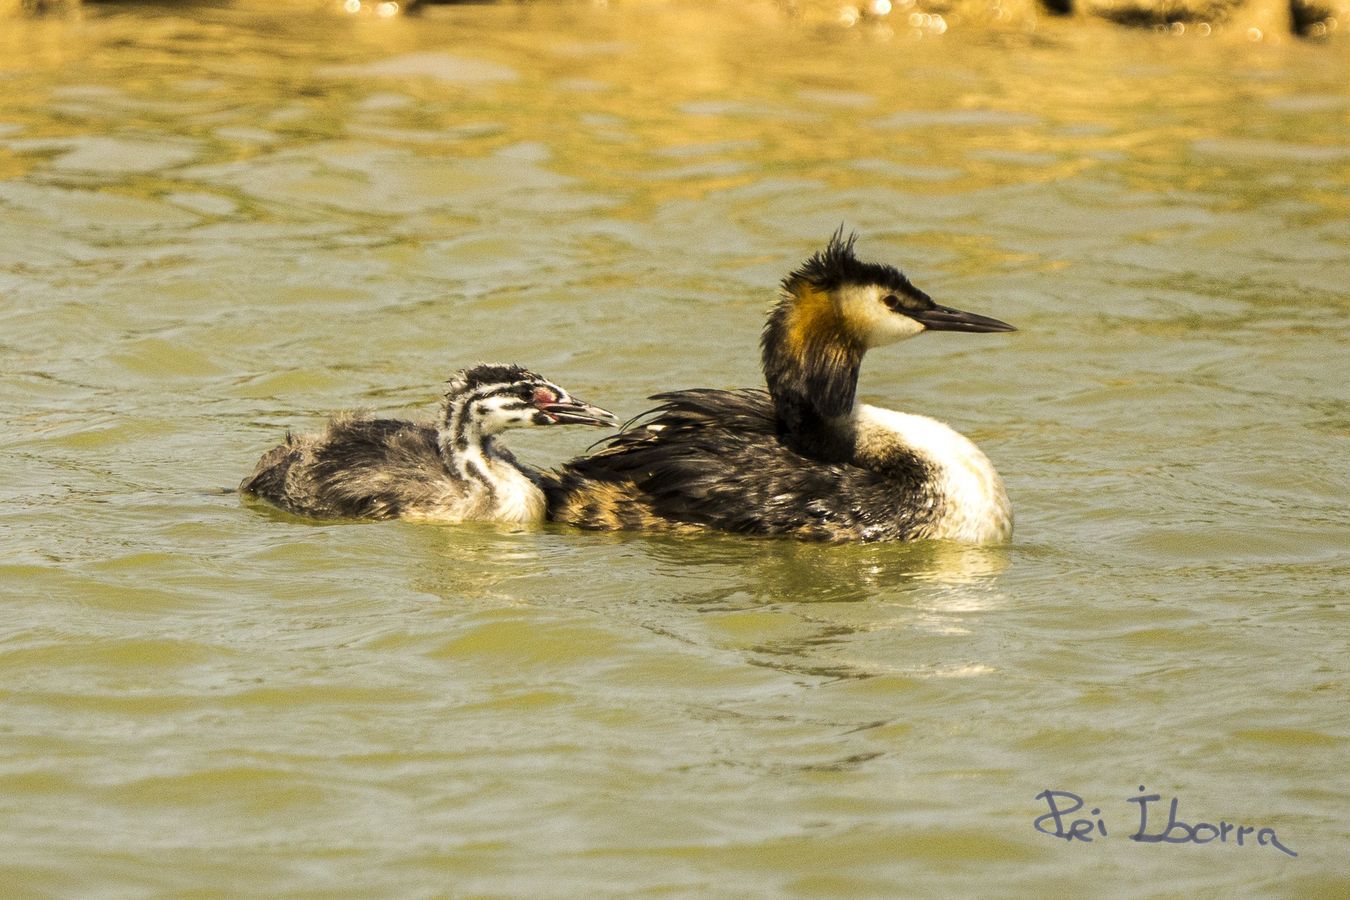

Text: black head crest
xmin=784 ymin=228 xmax=913 ymax=295
xmin=446 ymin=363 xmax=537 ymax=397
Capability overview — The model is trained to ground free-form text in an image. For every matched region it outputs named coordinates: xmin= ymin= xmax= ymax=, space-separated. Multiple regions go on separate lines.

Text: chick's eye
xmin=882 ymin=294 xmax=905 ymax=312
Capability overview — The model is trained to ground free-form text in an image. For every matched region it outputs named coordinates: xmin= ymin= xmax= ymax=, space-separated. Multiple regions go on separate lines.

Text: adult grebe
xmin=544 ymin=233 xmax=1017 ymax=542
xmin=241 ymin=363 xmax=618 ymax=523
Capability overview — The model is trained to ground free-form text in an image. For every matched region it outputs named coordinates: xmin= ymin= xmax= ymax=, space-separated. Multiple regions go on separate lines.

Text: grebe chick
xmin=545 ymin=232 xmax=1017 ymax=543
xmin=241 ymin=364 xmax=618 ymax=523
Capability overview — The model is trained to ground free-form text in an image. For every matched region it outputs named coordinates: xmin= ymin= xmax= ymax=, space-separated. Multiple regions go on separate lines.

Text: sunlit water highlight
xmin=0 ymin=2 xmax=1347 ymax=895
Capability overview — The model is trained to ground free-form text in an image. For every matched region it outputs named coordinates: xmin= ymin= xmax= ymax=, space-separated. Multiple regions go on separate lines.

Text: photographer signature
xmin=1034 ymin=787 xmax=1296 ymax=858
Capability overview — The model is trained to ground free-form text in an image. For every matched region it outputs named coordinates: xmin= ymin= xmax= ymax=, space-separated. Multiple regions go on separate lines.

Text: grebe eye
xmin=883 ymin=294 xmax=904 ymax=312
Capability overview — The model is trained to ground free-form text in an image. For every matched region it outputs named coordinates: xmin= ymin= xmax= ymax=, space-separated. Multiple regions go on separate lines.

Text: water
xmin=1 ymin=2 xmax=1347 ymax=894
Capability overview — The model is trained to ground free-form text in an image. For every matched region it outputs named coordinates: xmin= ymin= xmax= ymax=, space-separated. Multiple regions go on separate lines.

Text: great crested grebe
xmin=544 ymin=232 xmax=1017 ymax=543
xmin=241 ymin=363 xmax=618 ymax=523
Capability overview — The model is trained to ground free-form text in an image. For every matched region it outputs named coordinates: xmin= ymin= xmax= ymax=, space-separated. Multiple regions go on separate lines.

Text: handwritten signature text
xmin=1033 ymin=787 xmax=1296 ymax=858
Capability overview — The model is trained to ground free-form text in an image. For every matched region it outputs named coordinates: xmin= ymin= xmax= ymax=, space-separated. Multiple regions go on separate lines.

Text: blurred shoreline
xmin=1 ymin=0 xmax=1344 ymax=42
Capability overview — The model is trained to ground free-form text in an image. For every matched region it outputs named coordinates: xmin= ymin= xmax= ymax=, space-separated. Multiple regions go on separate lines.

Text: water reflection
xmin=634 ymin=533 xmax=1011 ymax=606
xmin=394 ymin=520 xmax=1013 ymax=680
xmin=589 ymin=533 xmax=1010 ymax=680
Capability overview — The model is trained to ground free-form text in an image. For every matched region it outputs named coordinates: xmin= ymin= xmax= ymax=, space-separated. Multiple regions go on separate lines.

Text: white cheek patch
xmin=475 ymin=397 xmax=519 ymax=434
xmin=837 ymin=285 xmax=926 ymax=347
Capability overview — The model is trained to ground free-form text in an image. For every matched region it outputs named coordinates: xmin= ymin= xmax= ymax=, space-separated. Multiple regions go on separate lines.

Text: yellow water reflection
xmin=0 ymin=1 xmax=1347 ymax=896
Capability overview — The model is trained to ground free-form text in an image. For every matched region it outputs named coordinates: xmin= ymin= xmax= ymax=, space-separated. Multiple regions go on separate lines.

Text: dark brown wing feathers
xmin=544 ymin=389 xmax=940 ymax=541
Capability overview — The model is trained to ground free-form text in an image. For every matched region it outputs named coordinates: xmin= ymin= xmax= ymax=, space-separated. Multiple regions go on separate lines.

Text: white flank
xmin=853 ymin=404 xmax=1013 ymax=543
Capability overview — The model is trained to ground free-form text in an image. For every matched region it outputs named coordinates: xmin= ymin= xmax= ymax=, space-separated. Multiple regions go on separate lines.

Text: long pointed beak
xmin=537 ymin=398 xmax=621 ymax=427
xmin=912 ymin=303 xmax=1016 ymax=333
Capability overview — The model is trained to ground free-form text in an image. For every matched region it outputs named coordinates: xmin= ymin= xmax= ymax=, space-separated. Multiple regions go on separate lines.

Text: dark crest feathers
xmin=783 ymin=227 xmax=914 ymax=296
xmin=447 ymin=363 xmax=535 ymax=397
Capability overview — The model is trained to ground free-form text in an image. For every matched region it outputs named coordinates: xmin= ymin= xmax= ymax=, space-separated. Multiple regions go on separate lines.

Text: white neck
xmin=439 ymin=404 xmax=544 ymax=524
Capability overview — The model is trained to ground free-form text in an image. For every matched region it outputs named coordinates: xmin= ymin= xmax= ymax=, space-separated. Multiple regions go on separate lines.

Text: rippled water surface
xmin=1 ymin=2 xmax=1347 ymax=894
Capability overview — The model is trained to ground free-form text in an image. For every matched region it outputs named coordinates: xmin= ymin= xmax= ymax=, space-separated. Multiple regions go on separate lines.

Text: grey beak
xmin=911 ymin=303 xmax=1016 ymax=333
xmin=537 ymin=398 xmax=621 ymax=427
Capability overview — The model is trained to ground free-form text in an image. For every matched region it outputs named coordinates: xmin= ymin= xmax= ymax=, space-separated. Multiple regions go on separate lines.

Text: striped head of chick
xmin=439 ymin=364 xmax=618 ymax=450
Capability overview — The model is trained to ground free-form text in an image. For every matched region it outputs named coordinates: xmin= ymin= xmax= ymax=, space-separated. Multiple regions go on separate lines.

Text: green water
xmin=1 ymin=1 xmax=1347 ymax=895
